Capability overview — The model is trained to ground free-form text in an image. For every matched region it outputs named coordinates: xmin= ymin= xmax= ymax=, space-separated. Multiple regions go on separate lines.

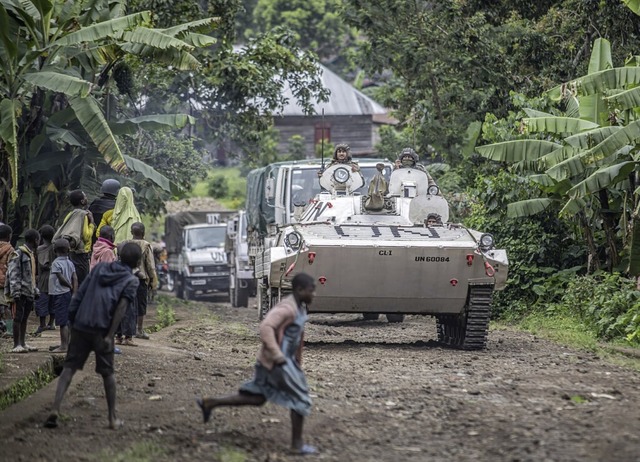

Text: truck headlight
xmin=285 ymin=232 xmax=302 ymax=249
xmin=479 ymin=233 xmax=494 ymax=250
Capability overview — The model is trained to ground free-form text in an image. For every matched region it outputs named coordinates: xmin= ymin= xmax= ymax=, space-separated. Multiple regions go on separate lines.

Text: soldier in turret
xmin=317 ymin=144 xmax=360 ymax=177
xmin=394 ymin=148 xmax=438 ymax=190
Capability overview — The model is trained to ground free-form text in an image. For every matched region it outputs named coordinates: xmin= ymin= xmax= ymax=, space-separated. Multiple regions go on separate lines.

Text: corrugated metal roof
xmin=276 ymin=65 xmax=388 ymax=117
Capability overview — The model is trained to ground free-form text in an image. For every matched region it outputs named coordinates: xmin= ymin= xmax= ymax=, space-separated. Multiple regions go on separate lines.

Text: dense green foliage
xmin=343 ymin=0 xmax=640 ymax=162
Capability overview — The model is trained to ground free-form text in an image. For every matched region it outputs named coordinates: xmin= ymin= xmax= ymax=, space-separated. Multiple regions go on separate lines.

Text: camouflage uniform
xmin=5 ymin=246 xmax=39 ymax=326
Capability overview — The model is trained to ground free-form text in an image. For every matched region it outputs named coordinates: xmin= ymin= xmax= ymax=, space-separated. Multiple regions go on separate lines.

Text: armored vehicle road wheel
xmin=362 ymin=313 xmax=380 ymax=321
xmin=436 ymin=284 xmax=493 ymax=350
xmin=385 ymin=314 xmax=405 ymax=323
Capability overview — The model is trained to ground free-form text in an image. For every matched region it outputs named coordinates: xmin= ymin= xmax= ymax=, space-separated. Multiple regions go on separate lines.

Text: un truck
xmin=225 ymin=210 xmax=256 ymax=307
xmin=165 ymin=211 xmax=235 ymax=300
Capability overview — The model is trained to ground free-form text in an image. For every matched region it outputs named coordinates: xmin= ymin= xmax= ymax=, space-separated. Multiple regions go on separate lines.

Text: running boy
xmin=197 ymin=273 xmax=317 ymax=455
xmin=49 ymin=239 xmax=78 ymax=353
xmin=44 ymin=242 xmax=141 ymax=429
xmin=5 ymin=229 xmax=40 ymax=353
xmin=34 ymin=225 xmax=56 ymax=334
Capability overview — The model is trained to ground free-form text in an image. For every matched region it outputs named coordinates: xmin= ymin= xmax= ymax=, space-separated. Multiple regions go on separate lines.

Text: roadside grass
xmin=191 ymin=168 xmax=246 ymax=210
xmin=0 ymin=357 xmax=60 ymax=411
xmin=496 ymin=312 xmax=640 ymax=371
xmin=147 ymin=294 xmax=179 ymax=333
xmin=95 ymin=441 xmax=165 ymax=462
xmin=216 ymin=446 xmax=248 ymax=462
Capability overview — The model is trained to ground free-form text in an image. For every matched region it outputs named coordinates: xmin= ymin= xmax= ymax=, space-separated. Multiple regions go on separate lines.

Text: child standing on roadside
xmin=49 ymin=239 xmax=78 ymax=353
xmin=44 ymin=242 xmax=141 ymax=430
xmin=129 ymin=222 xmax=157 ymax=340
xmin=34 ymin=225 xmax=56 ymax=335
xmin=0 ymin=225 xmax=14 ymax=335
xmin=90 ymin=226 xmax=117 ymax=271
xmin=197 ymin=273 xmax=318 ymax=455
xmin=5 ymin=229 xmax=40 ymax=353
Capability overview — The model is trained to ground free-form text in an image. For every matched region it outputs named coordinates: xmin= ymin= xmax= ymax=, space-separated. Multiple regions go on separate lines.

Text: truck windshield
xmin=290 ymin=165 xmax=392 ymax=211
xmin=186 ymin=227 xmax=226 ymax=250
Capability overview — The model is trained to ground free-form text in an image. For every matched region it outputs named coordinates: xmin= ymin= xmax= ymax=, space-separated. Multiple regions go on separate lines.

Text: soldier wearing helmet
xmin=89 ymin=179 xmax=121 ymax=246
xmin=317 ymin=144 xmax=360 ymax=177
xmin=394 ymin=148 xmax=425 ymax=171
xmin=394 ymin=148 xmax=439 ymax=191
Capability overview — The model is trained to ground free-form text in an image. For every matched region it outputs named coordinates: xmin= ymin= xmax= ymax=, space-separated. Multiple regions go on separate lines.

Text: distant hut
xmin=273 ymin=65 xmax=395 ymax=158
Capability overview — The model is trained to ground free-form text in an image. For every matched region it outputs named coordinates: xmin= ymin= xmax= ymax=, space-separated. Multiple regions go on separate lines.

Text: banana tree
xmin=475 ymin=38 xmax=640 ymax=273
xmin=0 ymin=0 xmax=217 ymax=231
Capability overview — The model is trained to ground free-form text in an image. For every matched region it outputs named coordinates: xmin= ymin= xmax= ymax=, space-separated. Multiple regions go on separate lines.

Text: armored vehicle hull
xmin=255 ymin=166 xmax=509 ymax=350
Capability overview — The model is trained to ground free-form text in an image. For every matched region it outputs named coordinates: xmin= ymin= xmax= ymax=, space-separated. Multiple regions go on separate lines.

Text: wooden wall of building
xmin=273 ymin=115 xmax=378 ymax=158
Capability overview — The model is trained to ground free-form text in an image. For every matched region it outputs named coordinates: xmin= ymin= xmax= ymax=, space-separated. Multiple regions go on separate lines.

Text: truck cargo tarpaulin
xmin=165 ymin=211 xmax=235 ymax=254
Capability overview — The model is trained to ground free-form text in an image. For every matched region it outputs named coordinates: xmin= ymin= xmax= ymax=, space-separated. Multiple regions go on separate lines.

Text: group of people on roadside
xmin=0 ymin=180 xmax=157 ymax=355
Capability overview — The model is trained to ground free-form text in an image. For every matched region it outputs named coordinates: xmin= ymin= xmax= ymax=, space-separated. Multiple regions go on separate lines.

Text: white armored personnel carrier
xmin=253 ymin=163 xmax=509 ymax=350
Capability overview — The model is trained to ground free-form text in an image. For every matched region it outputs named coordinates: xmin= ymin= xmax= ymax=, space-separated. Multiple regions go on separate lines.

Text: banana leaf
xmin=24 ymin=71 xmax=92 ymax=97
xmin=121 ymin=27 xmax=193 ymax=50
xmin=567 ymin=161 xmax=636 ymax=198
xmin=0 ymin=98 xmax=20 ymax=201
xmin=623 ymin=0 xmax=640 ymax=15
xmin=559 ymin=198 xmax=587 ymax=217
xmin=68 ymin=95 xmax=126 ymax=172
xmin=110 ymin=114 xmax=196 ymax=135
xmin=461 ymin=121 xmax=481 ymax=159
xmin=475 ymin=140 xmax=561 ymax=163
xmin=528 ymin=174 xmax=556 ymax=187
xmin=47 ymin=127 xmax=84 ymax=147
xmin=524 ymin=116 xmax=599 ymax=134
xmin=180 ymin=32 xmax=216 ymax=48
xmin=25 ymin=150 xmax=71 ymax=173
xmin=546 ymin=152 xmax=587 ymax=181
xmin=548 ymin=67 xmax=640 ymax=100
xmin=54 ymin=12 xmax=152 ymax=45
xmin=587 ymin=38 xmax=613 ymax=75
xmin=604 ymin=86 xmax=640 ymax=110
xmin=586 ymin=119 xmax=640 ymax=164
xmin=579 ymin=93 xmax=607 ymax=125
xmin=564 ymin=126 xmax=622 ymax=149
xmin=161 ymin=17 xmax=219 ymax=36
xmin=123 ymin=154 xmax=177 ymax=193
xmin=507 ymin=198 xmax=555 ymax=218
xmin=523 ymin=108 xmax=554 ymax=118
xmin=566 ymin=96 xmax=580 ymax=118
xmin=0 ymin=4 xmax=17 ymax=62
xmin=119 ymin=43 xmax=200 ymax=70
xmin=538 ymin=145 xmax=580 ymax=169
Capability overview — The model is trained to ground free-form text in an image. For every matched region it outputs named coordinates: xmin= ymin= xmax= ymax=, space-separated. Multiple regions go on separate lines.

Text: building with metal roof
xmin=273 ymin=64 xmax=395 ymax=158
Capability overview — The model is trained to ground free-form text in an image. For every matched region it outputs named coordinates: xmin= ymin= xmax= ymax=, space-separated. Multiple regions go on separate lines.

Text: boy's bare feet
xmin=108 ymin=418 xmax=124 ymax=430
xmin=44 ymin=413 xmax=58 ymax=428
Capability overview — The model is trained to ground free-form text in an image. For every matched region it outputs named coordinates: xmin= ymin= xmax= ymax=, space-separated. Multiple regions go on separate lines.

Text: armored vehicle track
xmin=436 ymin=284 xmax=493 ymax=350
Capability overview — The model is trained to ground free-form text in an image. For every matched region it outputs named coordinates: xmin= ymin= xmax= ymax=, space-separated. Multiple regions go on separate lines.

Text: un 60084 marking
xmin=415 ymin=256 xmax=450 ymax=262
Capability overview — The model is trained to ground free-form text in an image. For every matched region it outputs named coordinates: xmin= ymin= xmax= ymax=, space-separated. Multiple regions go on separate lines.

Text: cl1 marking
xmin=378 ymin=250 xmax=393 ymax=256
xmin=415 ymin=256 xmax=450 ymax=262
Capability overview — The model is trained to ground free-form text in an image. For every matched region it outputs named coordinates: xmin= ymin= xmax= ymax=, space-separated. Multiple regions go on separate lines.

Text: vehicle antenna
xmin=321 ymin=108 xmax=325 ymax=170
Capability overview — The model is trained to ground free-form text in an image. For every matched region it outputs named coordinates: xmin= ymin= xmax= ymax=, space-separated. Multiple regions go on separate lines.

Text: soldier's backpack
xmin=53 ymin=209 xmax=87 ymax=253
xmin=364 ymin=173 xmax=387 ymax=211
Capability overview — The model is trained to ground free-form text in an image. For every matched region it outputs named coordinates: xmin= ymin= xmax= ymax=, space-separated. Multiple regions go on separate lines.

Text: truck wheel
xmin=230 ymin=287 xmax=238 ymax=307
xmin=236 ymin=286 xmax=249 ymax=308
xmin=176 ymin=276 xmax=185 ymax=299
xmin=386 ymin=314 xmax=405 ymax=323
xmin=362 ymin=313 xmax=380 ymax=321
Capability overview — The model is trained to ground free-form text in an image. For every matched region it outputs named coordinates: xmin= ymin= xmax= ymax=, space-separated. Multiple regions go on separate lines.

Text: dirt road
xmin=2 ymin=297 xmax=640 ymax=462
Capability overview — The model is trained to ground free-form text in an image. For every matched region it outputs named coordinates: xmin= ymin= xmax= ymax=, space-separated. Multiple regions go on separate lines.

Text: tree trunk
xmin=580 ymin=212 xmax=600 ymax=273
xmin=598 ymin=189 xmax=619 ymax=271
